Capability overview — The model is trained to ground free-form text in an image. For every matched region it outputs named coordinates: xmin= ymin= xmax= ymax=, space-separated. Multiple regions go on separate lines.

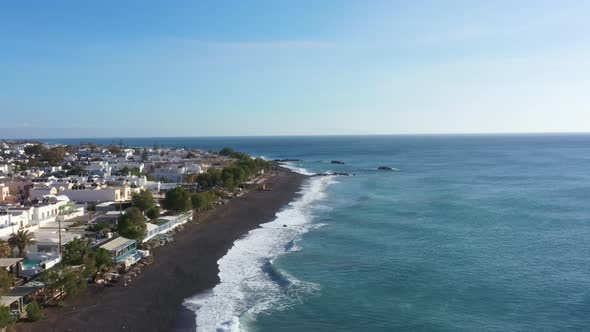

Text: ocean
xmin=47 ymin=134 xmax=590 ymax=331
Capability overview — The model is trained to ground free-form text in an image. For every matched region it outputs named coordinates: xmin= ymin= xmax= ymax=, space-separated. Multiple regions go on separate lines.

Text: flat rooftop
xmin=100 ymin=236 xmax=135 ymax=252
xmin=0 ymin=258 xmax=23 ymax=268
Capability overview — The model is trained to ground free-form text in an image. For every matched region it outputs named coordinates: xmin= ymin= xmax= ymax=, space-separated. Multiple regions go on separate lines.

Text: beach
xmin=18 ymin=167 xmax=306 ymax=332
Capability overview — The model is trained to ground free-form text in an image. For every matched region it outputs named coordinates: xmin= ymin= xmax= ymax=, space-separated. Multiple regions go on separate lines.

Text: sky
xmin=0 ymin=0 xmax=589 ymax=138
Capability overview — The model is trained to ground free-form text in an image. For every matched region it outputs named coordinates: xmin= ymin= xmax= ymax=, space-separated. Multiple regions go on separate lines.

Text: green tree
xmin=0 ymin=306 xmax=14 ymax=329
xmin=146 ymin=206 xmax=161 ymax=220
xmin=117 ymin=166 xmax=141 ymax=176
xmin=219 ymin=147 xmax=250 ymax=160
xmin=141 ymin=148 xmax=149 ymax=161
xmin=185 ymin=173 xmax=198 ymax=184
xmin=196 ymin=168 xmax=222 ymax=190
xmin=40 ymin=147 xmax=67 ymax=165
xmin=211 ymin=149 xmax=271 ymax=190
xmin=131 ymin=190 xmax=155 ymax=212
xmin=221 ymin=168 xmax=237 ymax=189
xmin=117 ymin=207 xmax=147 ymax=242
xmin=162 ymin=187 xmax=192 ymax=212
xmin=191 ymin=192 xmax=217 ymax=212
xmin=8 ymin=230 xmax=35 ymax=257
xmin=62 ymin=238 xmax=112 ymax=277
xmin=118 ymin=166 xmax=130 ymax=175
xmin=81 ymin=254 xmax=97 ymax=278
xmin=90 ymin=249 xmax=113 ymax=272
xmin=62 ymin=238 xmax=90 ymax=266
xmin=24 ymin=144 xmax=45 ymax=156
xmin=0 ymin=269 xmax=14 ymax=296
xmin=219 ymin=147 xmax=235 ymax=157
xmin=41 ymin=267 xmax=85 ymax=298
xmin=25 ymin=301 xmax=45 ymax=322
xmin=67 ymin=166 xmax=86 ymax=176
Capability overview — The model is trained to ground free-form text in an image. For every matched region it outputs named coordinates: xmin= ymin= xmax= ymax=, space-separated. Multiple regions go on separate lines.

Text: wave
xmin=183 ymin=174 xmax=335 ymax=332
xmin=279 ymin=162 xmax=316 ymax=176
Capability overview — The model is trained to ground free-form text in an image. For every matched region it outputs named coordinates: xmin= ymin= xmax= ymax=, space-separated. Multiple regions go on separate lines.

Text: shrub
xmin=146 ymin=206 xmax=161 ymax=220
xmin=0 ymin=305 xmax=14 ymax=328
xmin=26 ymin=301 xmax=45 ymax=322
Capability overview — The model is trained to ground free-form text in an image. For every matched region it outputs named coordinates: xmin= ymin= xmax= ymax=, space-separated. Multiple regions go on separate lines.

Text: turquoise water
xmin=22 ymin=261 xmax=39 ymax=268
xmin=50 ymin=135 xmax=590 ymax=331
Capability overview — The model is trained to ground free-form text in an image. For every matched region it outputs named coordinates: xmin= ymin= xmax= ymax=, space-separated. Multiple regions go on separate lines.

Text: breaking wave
xmin=184 ymin=171 xmax=335 ymax=332
xmin=279 ymin=162 xmax=316 ymax=176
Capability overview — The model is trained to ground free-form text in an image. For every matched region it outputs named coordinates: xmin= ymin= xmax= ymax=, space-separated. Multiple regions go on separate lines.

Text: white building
xmin=143 ymin=211 xmax=193 ymax=243
xmin=29 ymin=228 xmax=79 ymax=253
xmin=60 ymin=185 xmax=138 ymax=203
xmin=29 ymin=186 xmax=58 ymax=200
xmin=109 ymin=161 xmax=145 ymax=174
xmin=30 ymin=195 xmax=72 ymax=226
xmin=152 ymin=163 xmax=203 ymax=182
xmin=0 ymin=164 xmax=10 ymax=174
xmin=84 ymin=161 xmax=112 ymax=177
xmin=0 ymin=195 xmax=76 ymax=239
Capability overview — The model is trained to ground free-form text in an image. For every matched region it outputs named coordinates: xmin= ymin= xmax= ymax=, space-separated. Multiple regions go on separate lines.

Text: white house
xmin=0 ymin=208 xmax=33 ymax=239
xmin=143 ymin=211 xmax=193 ymax=243
xmin=84 ymin=161 xmax=112 ymax=177
xmin=110 ymin=162 xmax=145 ymax=174
xmin=60 ymin=186 xmax=138 ymax=203
xmin=31 ymin=195 xmax=71 ymax=227
xmin=29 ymin=229 xmax=79 ymax=253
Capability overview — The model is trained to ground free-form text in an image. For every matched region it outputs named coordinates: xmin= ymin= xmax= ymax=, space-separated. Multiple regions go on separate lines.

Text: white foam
xmin=279 ymin=162 xmax=315 ymax=176
xmin=184 ymin=176 xmax=335 ymax=332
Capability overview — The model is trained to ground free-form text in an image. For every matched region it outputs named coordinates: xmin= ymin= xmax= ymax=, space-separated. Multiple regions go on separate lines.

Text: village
xmin=0 ymin=141 xmax=272 ymax=326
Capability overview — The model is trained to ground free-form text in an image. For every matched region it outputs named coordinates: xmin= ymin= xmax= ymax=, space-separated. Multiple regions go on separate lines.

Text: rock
xmin=377 ymin=166 xmax=399 ymax=171
xmin=330 ymin=160 xmax=346 ymax=165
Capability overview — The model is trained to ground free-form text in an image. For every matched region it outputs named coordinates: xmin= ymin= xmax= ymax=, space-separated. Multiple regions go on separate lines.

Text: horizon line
xmin=3 ymin=131 xmax=590 ymax=141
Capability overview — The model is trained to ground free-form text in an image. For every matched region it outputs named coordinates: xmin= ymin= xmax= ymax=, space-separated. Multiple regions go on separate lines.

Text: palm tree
xmin=8 ymin=230 xmax=35 ymax=257
xmin=0 ymin=240 xmax=11 ymax=258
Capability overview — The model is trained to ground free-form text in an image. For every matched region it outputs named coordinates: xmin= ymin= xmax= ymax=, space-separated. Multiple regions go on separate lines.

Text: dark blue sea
xmin=48 ymin=135 xmax=590 ymax=331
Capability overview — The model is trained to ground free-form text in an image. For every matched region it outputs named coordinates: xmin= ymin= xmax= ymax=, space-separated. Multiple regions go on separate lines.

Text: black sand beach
xmin=18 ymin=167 xmax=306 ymax=332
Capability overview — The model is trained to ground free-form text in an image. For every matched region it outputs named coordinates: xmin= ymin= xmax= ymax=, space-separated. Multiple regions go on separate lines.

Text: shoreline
xmin=19 ymin=167 xmax=306 ymax=332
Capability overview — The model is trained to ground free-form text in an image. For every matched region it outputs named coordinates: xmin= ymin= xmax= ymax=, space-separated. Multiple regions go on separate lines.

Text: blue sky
xmin=1 ymin=0 xmax=589 ymax=138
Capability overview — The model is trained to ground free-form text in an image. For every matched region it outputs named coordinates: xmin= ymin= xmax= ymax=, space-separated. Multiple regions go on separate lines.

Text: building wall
xmin=143 ymin=211 xmax=193 ymax=242
xmin=59 ymin=188 xmax=120 ymax=203
xmin=29 ymin=187 xmax=58 ymax=200
xmin=0 ymin=185 xmax=8 ymax=202
xmin=0 ymin=213 xmax=34 ymax=239
xmin=5 ymin=181 xmax=34 ymax=201
xmin=32 ymin=204 xmax=60 ymax=226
